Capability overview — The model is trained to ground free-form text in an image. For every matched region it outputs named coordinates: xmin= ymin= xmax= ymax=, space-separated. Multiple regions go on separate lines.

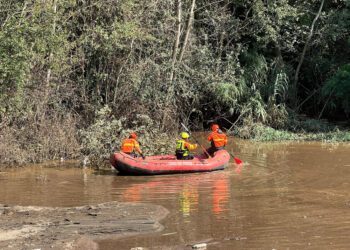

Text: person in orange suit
xmin=121 ymin=132 xmax=145 ymax=159
xmin=206 ymin=124 xmax=227 ymax=157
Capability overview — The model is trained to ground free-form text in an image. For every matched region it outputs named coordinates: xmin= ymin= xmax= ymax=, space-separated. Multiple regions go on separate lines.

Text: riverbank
xmin=0 ymin=202 xmax=168 ymax=250
xmin=1 ymin=108 xmax=349 ymax=169
xmin=230 ymin=120 xmax=350 ymax=142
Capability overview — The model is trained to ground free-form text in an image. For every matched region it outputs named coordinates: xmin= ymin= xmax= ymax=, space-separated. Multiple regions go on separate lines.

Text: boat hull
xmin=109 ymin=150 xmax=230 ymax=175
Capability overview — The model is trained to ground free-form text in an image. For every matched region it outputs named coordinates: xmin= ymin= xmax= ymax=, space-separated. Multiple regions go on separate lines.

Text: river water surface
xmin=1 ymin=135 xmax=350 ymax=249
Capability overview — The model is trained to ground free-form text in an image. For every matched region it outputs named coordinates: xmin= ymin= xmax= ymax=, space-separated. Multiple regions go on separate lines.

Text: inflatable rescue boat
xmin=109 ymin=150 xmax=230 ymax=175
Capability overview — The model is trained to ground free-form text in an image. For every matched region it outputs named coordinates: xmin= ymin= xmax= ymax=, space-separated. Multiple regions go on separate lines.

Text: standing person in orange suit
xmin=206 ymin=124 xmax=227 ymax=157
xmin=121 ymin=132 xmax=145 ymax=159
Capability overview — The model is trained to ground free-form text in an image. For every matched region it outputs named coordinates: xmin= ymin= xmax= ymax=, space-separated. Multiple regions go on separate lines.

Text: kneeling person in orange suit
xmin=121 ymin=132 xmax=145 ymax=159
xmin=206 ymin=124 xmax=227 ymax=157
xmin=175 ymin=132 xmax=197 ymax=160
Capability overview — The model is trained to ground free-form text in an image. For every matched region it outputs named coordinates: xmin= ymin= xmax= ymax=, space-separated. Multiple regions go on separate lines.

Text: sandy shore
xmin=0 ymin=202 xmax=168 ymax=250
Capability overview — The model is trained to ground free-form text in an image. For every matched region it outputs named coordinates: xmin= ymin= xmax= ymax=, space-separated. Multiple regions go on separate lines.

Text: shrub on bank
xmin=0 ymin=114 xmax=80 ymax=167
xmin=78 ymin=106 xmax=176 ymax=167
xmin=230 ymin=118 xmax=350 ymax=142
xmin=230 ymin=122 xmax=299 ymax=141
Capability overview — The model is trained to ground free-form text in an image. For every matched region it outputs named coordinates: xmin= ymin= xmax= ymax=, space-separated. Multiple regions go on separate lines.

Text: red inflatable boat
xmin=109 ymin=150 xmax=231 ymax=175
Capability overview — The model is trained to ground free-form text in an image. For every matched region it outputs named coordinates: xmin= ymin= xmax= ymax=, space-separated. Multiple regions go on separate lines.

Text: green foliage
xmin=241 ymin=49 xmax=268 ymax=86
xmin=78 ymin=106 xmax=125 ymax=164
xmin=1 ymin=0 xmax=350 ymax=167
xmin=213 ymin=82 xmax=244 ymax=105
xmin=270 ymin=71 xmax=289 ymax=103
xmin=231 ymin=120 xmax=298 ymax=141
xmin=323 ymin=64 xmax=350 ymax=114
xmin=74 ymin=0 xmax=159 ymax=106
xmin=0 ymin=4 xmax=31 ymax=91
xmin=231 ymin=119 xmax=350 ymax=142
xmin=300 ymin=118 xmax=334 ymax=133
xmin=326 ymin=0 xmax=350 ymax=42
xmin=246 ymin=92 xmax=268 ymax=123
xmin=78 ymin=106 xmax=175 ymax=165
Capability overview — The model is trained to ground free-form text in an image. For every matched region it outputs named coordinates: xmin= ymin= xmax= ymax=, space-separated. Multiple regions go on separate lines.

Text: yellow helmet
xmin=181 ymin=132 xmax=190 ymax=139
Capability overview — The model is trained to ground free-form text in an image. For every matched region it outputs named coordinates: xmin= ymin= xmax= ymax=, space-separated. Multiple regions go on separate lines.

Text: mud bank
xmin=0 ymin=202 xmax=168 ymax=250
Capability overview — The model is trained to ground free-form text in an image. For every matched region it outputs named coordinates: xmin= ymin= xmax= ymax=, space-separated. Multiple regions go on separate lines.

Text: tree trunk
xmin=178 ymin=0 xmax=196 ymax=63
xmin=216 ymin=31 xmax=225 ymax=76
xmin=293 ymin=0 xmax=325 ymax=109
xmin=40 ymin=0 xmax=57 ymax=121
xmin=46 ymin=0 xmax=57 ymax=87
xmin=169 ymin=0 xmax=182 ymax=82
xmin=113 ymin=39 xmax=134 ymax=104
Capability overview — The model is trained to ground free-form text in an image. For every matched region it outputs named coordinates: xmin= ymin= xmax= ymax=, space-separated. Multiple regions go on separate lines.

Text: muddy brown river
xmin=1 ymin=135 xmax=350 ymax=249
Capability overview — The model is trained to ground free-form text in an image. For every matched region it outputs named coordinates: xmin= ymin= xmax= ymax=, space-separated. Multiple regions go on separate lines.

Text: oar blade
xmin=234 ymin=157 xmax=243 ymax=165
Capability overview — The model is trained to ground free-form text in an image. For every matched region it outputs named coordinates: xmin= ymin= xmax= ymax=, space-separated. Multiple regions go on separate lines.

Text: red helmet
xmin=212 ymin=124 xmax=219 ymax=131
xmin=129 ymin=132 xmax=137 ymax=139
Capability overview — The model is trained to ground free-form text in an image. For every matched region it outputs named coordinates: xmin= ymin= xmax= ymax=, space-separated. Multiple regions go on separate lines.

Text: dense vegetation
xmin=0 ymin=0 xmax=349 ymax=166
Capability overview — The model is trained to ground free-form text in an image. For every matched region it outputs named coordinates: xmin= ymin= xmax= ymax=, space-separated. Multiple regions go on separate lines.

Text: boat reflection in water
xmin=120 ymin=169 xmax=241 ymax=220
xmin=179 ymin=183 xmax=198 ymax=221
xmin=212 ymin=178 xmax=229 ymax=219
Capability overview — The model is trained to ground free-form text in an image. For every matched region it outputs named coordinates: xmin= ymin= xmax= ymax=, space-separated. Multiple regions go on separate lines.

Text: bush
xmin=78 ymin=106 xmax=176 ymax=167
xmin=229 ymin=118 xmax=350 ymax=142
xmin=0 ymin=113 xmax=80 ymax=166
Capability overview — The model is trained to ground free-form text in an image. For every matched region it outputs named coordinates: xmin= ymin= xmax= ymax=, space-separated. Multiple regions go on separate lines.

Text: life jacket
xmin=121 ymin=138 xmax=140 ymax=153
xmin=176 ymin=139 xmax=197 ymax=157
xmin=208 ymin=130 xmax=227 ymax=148
xmin=176 ymin=139 xmax=189 ymax=157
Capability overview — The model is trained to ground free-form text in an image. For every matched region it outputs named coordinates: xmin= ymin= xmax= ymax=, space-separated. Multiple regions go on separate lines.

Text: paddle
xmin=228 ymin=152 xmax=243 ymax=165
xmin=181 ymin=122 xmax=211 ymax=158
xmin=140 ymin=153 xmax=146 ymax=160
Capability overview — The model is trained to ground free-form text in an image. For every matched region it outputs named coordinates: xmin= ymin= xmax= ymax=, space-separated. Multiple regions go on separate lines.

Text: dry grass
xmin=0 ymin=113 xmax=80 ymax=167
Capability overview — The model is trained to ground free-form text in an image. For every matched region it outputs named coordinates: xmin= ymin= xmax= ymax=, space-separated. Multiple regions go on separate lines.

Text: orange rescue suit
xmin=207 ymin=131 xmax=227 ymax=148
xmin=121 ymin=138 xmax=141 ymax=154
